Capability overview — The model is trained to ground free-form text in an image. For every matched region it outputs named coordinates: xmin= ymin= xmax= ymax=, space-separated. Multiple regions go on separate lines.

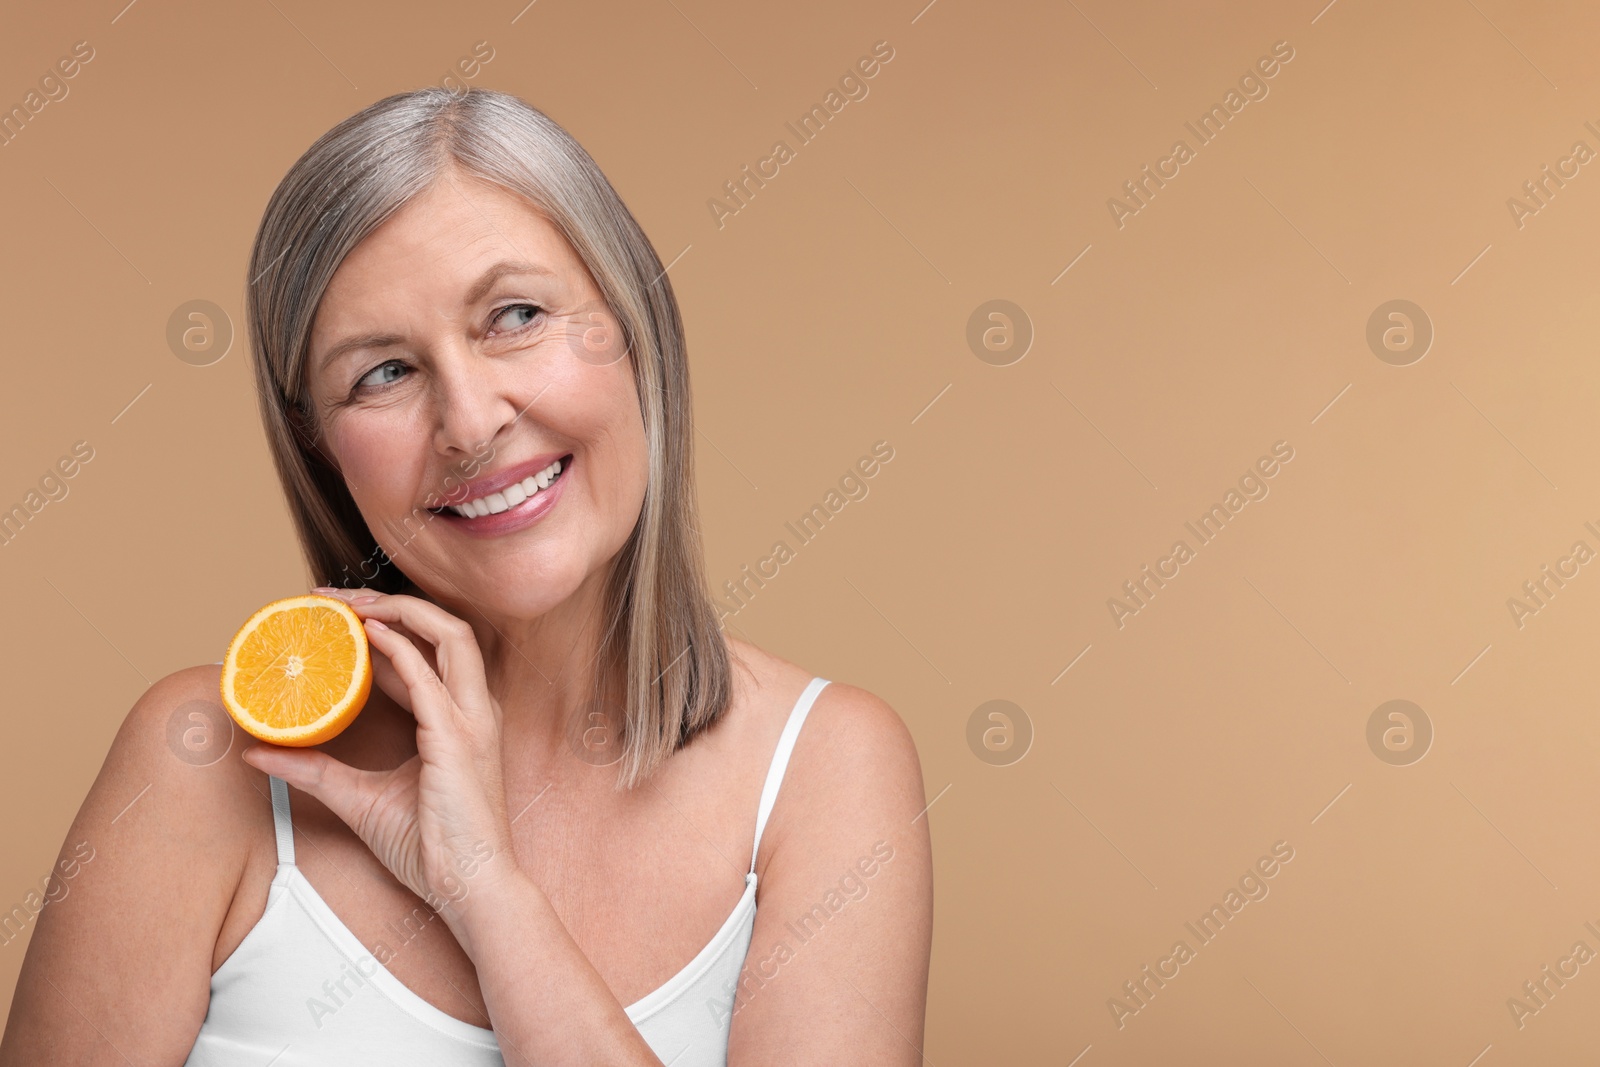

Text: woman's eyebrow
xmin=316 ymin=260 xmax=558 ymax=372
xmin=317 ymin=332 xmax=405 ymax=373
xmin=462 ymin=259 xmax=557 ymax=305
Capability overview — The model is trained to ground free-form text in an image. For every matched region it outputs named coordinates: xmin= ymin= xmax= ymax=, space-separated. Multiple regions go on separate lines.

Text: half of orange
xmin=220 ymin=594 xmax=372 ymax=747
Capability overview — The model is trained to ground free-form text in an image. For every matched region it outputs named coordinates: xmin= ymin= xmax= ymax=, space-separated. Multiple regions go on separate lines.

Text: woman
xmin=1 ymin=87 xmax=932 ymax=1066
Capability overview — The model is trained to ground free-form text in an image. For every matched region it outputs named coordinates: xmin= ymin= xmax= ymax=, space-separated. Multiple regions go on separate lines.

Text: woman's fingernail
xmin=364 ymin=618 xmax=389 ymax=630
xmin=352 ymin=595 xmax=379 ymax=605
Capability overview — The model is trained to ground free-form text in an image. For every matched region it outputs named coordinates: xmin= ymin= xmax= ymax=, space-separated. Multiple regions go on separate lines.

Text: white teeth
xmin=445 ymin=458 xmax=563 ymax=519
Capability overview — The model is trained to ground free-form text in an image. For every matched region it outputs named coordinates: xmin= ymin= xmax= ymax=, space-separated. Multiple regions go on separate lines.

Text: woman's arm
xmin=0 ymin=665 xmax=259 ymax=1065
xmin=428 ymin=865 xmax=674 ymax=1064
xmin=723 ymin=683 xmax=933 ymax=1064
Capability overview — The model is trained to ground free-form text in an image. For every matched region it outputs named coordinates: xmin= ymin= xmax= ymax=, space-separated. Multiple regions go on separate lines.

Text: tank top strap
xmin=269 ymin=775 xmax=297 ymax=866
xmin=749 ymin=677 xmax=831 ymax=875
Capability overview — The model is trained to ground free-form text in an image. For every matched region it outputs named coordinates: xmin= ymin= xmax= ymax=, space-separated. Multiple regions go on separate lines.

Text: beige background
xmin=4 ymin=0 xmax=1600 ymax=1062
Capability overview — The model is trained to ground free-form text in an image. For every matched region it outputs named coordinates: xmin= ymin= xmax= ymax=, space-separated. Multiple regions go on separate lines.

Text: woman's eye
xmin=491 ymin=303 xmax=543 ymax=333
xmin=356 ymin=359 xmax=408 ymax=390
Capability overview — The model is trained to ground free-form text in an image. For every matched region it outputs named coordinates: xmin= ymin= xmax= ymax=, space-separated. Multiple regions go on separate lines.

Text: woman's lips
xmin=430 ymin=454 xmax=571 ymax=536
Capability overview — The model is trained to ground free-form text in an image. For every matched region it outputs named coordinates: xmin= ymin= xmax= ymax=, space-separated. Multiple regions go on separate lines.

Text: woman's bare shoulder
xmin=785 ymin=676 xmax=925 ymax=824
xmin=720 ymin=641 xmax=933 ymax=1060
xmin=727 ymin=635 xmax=918 ymax=755
xmin=0 ymin=664 xmax=269 ymax=1062
xmin=723 ymin=635 xmax=926 ymax=849
xmin=105 ymin=662 xmax=271 ymax=821
xmin=73 ymin=661 xmax=270 ymax=916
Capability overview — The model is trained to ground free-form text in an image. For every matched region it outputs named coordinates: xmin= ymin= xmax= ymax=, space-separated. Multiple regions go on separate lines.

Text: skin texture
xmin=0 ymin=166 xmax=932 ymax=1066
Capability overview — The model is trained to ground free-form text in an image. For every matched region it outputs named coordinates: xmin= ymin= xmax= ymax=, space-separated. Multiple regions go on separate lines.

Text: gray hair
xmin=242 ymin=86 xmax=730 ymax=788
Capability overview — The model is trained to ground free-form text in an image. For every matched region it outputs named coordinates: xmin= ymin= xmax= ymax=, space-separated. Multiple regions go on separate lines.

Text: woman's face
xmin=304 ymin=167 xmax=648 ymax=621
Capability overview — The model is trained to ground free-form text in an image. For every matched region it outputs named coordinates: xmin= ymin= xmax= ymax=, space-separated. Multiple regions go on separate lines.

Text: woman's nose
xmin=430 ymin=342 xmax=526 ymax=459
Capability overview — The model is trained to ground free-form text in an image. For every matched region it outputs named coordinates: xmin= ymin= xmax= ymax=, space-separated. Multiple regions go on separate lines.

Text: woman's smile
xmin=427 ymin=451 xmax=574 ymax=537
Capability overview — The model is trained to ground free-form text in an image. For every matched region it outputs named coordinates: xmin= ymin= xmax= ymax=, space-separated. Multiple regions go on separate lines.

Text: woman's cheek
xmin=330 ymin=415 xmax=420 ymax=509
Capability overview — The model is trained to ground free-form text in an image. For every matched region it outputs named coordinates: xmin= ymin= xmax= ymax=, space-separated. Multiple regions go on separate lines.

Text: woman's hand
xmin=239 ymin=587 xmax=517 ymax=925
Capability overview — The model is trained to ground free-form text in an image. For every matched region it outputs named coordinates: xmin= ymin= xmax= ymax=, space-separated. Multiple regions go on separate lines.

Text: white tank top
xmin=183 ymin=676 xmax=832 ymax=1066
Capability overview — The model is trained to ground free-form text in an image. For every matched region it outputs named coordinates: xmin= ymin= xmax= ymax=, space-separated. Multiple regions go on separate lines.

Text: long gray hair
xmin=242 ymin=86 xmax=730 ymax=788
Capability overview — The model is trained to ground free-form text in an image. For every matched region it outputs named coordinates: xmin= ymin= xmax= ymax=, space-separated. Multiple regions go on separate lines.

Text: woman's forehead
xmin=310 ymin=183 xmax=582 ymax=346
xmin=338 ymin=180 xmax=570 ymax=290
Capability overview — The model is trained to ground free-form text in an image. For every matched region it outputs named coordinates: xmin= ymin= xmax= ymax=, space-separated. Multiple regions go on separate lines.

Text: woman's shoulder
xmin=109 ymin=663 xmax=280 ymax=962
xmin=80 ymin=662 xmax=278 ymax=938
xmin=722 ymin=637 xmax=926 ymax=859
xmin=718 ymin=639 xmax=933 ymax=1045
xmin=98 ymin=661 xmax=270 ymax=859
xmin=725 ymin=636 xmax=919 ymax=765
xmin=0 ymin=664 xmax=271 ymax=1057
xmin=113 ymin=661 xmax=261 ymax=775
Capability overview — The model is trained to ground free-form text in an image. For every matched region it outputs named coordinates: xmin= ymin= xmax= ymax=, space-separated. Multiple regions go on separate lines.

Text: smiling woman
xmin=0 ymin=86 xmax=931 ymax=1067
xmin=251 ymin=87 xmax=724 ymax=790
